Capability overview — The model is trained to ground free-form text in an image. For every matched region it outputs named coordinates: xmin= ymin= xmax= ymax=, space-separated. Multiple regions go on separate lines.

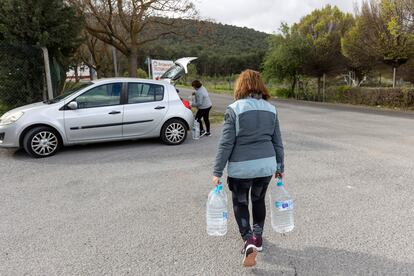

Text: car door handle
xmin=154 ymin=106 xmax=165 ymax=110
xmin=108 ymin=111 xmax=121 ymax=115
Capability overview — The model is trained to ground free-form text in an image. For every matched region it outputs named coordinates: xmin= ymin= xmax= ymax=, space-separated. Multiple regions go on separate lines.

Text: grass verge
xmin=177 ymin=84 xmax=289 ymax=99
xmin=177 ymin=84 xmax=233 ymax=96
xmin=191 ymin=108 xmax=224 ymax=125
xmin=210 ymin=111 xmax=225 ymax=124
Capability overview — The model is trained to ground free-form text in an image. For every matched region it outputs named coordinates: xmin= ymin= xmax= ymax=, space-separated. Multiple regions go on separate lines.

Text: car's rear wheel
xmin=161 ymin=119 xmax=187 ymax=145
xmin=23 ymin=126 xmax=61 ymax=158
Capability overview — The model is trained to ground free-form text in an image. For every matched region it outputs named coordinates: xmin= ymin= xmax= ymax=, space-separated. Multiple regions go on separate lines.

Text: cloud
xmin=195 ymin=0 xmax=363 ymax=33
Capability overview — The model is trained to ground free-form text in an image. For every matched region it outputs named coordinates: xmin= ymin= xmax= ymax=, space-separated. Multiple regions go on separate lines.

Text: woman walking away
xmin=212 ymin=70 xmax=284 ymax=267
xmin=192 ymin=80 xmax=212 ymax=137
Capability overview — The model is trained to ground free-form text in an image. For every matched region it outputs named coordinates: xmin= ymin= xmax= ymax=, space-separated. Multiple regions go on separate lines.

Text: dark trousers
xmin=228 ymin=176 xmax=272 ymax=240
xmin=195 ymin=107 xmax=211 ymax=133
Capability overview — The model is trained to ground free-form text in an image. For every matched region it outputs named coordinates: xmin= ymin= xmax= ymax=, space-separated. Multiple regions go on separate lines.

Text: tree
xmin=341 ymin=18 xmax=378 ymax=86
xmin=395 ymin=0 xmax=414 ymax=28
xmin=0 ymin=0 xmax=83 ymax=55
xmin=263 ymin=23 xmax=309 ymax=97
xmin=353 ymin=0 xmax=414 ymax=87
xmin=76 ymin=31 xmax=115 ymax=78
xmin=294 ymin=5 xmax=354 ymax=100
xmin=0 ymin=0 xmax=83 ymax=108
xmin=69 ymin=0 xmax=197 ymax=77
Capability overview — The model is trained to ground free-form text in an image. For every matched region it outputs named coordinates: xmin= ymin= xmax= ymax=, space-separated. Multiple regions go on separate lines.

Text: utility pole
xmin=89 ymin=54 xmax=96 ymax=80
xmin=147 ymin=57 xmax=151 ymax=79
xmin=112 ymin=46 xmax=118 ymax=77
xmin=322 ymin=73 xmax=326 ymax=102
xmin=393 ymin=67 xmax=396 ymax=88
xmin=41 ymin=47 xmax=53 ymax=100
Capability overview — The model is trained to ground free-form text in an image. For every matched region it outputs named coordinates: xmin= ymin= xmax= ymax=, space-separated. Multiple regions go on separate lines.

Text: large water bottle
xmin=206 ymin=184 xmax=228 ymax=236
xmin=270 ymin=178 xmax=294 ymax=233
xmin=192 ymin=120 xmax=200 ymax=140
xmin=188 ymin=95 xmax=195 ymax=107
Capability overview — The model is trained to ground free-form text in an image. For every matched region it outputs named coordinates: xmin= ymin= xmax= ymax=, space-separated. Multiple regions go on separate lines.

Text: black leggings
xmin=228 ymin=176 xmax=272 ymax=240
xmin=195 ymin=107 xmax=211 ymax=133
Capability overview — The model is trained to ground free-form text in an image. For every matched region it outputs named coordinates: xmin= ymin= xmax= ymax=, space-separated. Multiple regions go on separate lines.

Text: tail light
xmin=181 ymin=98 xmax=192 ymax=110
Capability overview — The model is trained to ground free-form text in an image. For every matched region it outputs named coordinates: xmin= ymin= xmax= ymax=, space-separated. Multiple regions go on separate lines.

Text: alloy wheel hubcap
xmin=166 ymin=123 xmax=185 ymax=143
xmin=31 ymin=131 xmax=58 ymax=156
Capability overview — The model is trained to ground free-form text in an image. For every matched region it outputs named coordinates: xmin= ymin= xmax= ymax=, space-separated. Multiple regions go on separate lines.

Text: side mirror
xmin=67 ymin=101 xmax=78 ymax=110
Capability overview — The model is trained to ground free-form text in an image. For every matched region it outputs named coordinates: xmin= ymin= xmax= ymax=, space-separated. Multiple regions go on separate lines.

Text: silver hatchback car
xmin=0 ymin=77 xmax=194 ymax=158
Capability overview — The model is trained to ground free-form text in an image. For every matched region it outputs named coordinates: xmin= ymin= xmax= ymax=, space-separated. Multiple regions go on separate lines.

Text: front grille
xmin=0 ymin=132 xmax=4 ymax=142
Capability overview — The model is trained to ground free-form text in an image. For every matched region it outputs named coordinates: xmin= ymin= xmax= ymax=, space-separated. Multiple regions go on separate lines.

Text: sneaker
xmin=242 ymin=237 xmax=257 ymax=267
xmin=205 ymin=132 xmax=211 ymax=136
xmin=200 ymin=130 xmax=206 ymax=137
xmin=254 ymin=236 xmax=263 ymax=252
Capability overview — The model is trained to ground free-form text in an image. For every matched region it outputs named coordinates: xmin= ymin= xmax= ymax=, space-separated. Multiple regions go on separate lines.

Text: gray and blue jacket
xmin=213 ymin=97 xmax=284 ymax=179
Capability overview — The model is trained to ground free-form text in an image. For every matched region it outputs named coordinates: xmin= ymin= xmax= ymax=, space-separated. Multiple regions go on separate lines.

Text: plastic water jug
xmin=270 ymin=178 xmax=294 ymax=233
xmin=188 ymin=95 xmax=195 ymax=107
xmin=192 ymin=120 xmax=200 ymax=140
xmin=206 ymin=184 xmax=228 ymax=236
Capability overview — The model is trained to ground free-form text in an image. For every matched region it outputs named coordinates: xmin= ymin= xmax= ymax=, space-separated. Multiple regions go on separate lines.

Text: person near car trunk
xmin=192 ymin=80 xmax=212 ymax=137
xmin=212 ymin=69 xmax=284 ymax=267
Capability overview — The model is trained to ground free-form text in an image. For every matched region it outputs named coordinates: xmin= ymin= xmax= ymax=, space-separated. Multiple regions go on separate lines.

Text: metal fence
xmin=0 ymin=42 xmax=45 ymax=115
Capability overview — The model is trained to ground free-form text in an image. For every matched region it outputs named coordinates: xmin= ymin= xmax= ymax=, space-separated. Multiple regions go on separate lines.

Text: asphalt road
xmin=1 ymin=90 xmax=414 ymax=275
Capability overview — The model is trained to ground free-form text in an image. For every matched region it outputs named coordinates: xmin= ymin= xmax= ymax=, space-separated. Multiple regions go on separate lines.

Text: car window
xmin=127 ymin=83 xmax=164 ymax=104
xmin=76 ymin=83 xmax=122 ymax=109
xmin=160 ymin=64 xmax=184 ymax=80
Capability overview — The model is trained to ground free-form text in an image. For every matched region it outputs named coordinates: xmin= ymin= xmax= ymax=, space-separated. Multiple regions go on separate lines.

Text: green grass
xmin=204 ymin=85 xmax=233 ymax=96
xmin=209 ymin=111 xmax=225 ymax=124
xmin=178 ymin=84 xmax=233 ymax=96
xmin=178 ymin=84 xmax=230 ymax=97
xmin=177 ymin=84 xmax=291 ymax=99
xmin=191 ymin=108 xmax=224 ymax=125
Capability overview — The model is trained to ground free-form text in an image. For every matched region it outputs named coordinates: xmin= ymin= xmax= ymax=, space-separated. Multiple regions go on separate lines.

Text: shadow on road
xmin=10 ymin=138 xmax=163 ymax=161
xmin=251 ymin=240 xmax=414 ymax=275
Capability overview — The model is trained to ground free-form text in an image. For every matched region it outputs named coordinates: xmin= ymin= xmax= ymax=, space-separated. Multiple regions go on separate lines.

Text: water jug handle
xmin=215 ymin=184 xmax=223 ymax=193
xmin=276 ymin=178 xmax=283 ymax=187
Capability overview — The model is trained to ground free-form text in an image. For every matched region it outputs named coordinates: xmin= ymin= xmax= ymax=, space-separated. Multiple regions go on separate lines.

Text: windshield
xmin=46 ymin=82 xmax=93 ymax=104
xmin=160 ymin=64 xmax=184 ymax=80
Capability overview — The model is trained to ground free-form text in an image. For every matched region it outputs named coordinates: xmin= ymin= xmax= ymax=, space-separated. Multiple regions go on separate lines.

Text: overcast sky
xmin=195 ymin=0 xmax=363 ymax=33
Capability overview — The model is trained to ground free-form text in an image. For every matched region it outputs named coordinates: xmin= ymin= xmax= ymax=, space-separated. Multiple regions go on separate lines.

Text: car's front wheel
xmin=160 ymin=119 xmax=187 ymax=145
xmin=23 ymin=126 xmax=61 ymax=158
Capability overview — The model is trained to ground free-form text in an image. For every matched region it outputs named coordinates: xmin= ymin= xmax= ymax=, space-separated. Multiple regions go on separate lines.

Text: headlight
xmin=0 ymin=111 xmax=24 ymax=125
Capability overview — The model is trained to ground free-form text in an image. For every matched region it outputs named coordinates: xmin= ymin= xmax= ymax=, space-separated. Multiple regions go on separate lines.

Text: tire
xmin=160 ymin=119 xmax=187 ymax=145
xmin=23 ymin=126 xmax=61 ymax=158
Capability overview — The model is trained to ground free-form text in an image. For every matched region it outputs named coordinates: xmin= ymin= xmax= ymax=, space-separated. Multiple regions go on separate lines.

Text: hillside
xmin=139 ymin=19 xmax=270 ymax=75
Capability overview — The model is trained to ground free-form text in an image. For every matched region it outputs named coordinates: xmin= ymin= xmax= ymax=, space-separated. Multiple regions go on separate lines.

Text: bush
xmin=269 ymin=87 xmax=292 ymax=98
xmin=0 ymin=102 xmax=7 ymax=115
xmin=62 ymin=81 xmax=87 ymax=93
xmin=325 ymin=85 xmax=351 ymax=102
xmin=137 ymin=68 xmax=148 ymax=79
xmin=326 ymin=86 xmax=414 ymax=109
xmin=122 ymin=68 xmax=149 ymax=78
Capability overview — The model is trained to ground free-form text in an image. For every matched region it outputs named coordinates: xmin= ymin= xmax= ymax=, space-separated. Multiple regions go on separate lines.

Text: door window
xmin=127 ymin=83 xmax=164 ymax=104
xmin=76 ymin=83 xmax=122 ymax=109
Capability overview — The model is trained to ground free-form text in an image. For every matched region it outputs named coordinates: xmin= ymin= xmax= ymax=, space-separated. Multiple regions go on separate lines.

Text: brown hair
xmin=192 ymin=80 xmax=202 ymax=89
xmin=234 ymin=69 xmax=270 ymax=100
